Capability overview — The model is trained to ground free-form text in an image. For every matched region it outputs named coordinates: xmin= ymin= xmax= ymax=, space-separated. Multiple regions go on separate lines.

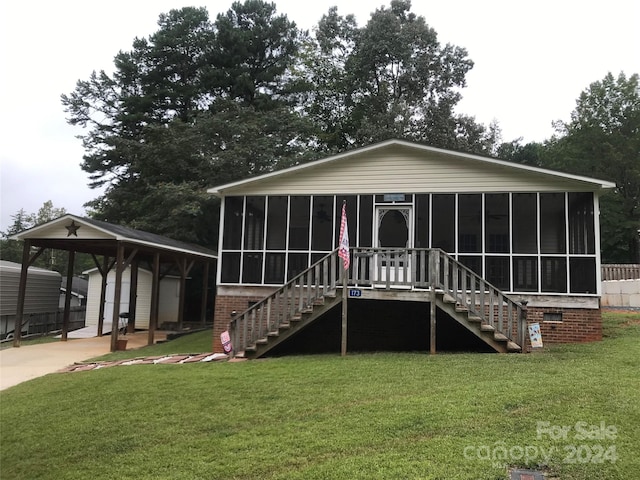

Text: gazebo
xmin=10 ymin=215 xmax=217 ymax=352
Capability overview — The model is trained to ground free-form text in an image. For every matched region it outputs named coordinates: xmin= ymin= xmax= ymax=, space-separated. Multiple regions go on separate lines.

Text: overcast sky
xmin=1 ymin=0 xmax=638 ymax=231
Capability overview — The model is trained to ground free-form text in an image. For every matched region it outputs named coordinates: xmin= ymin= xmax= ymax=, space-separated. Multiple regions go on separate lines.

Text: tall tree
xmin=542 ymin=72 xmax=640 ymax=262
xmin=299 ymin=0 xmax=495 ymax=153
xmin=0 ymin=209 xmax=36 ymax=265
xmin=497 ymin=138 xmax=545 ymax=167
xmin=62 ymin=2 xmax=309 ymax=246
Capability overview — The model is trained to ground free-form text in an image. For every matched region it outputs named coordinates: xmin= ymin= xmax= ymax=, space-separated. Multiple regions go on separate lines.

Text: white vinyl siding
xmin=219 ymin=149 xmax=605 ymax=196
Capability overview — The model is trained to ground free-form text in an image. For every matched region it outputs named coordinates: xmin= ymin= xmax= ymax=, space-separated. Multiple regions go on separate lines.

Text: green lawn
xmin=1 ymin=312 xmax=638 ymax=479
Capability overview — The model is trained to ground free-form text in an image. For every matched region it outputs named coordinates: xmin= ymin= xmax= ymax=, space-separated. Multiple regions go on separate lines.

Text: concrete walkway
xmin=0 ymin=332 xmax=166 ymax=391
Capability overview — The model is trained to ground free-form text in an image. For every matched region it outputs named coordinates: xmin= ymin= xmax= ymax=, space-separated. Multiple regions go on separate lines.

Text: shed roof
xmin=207 ymin=139 xmax=616 ymax=196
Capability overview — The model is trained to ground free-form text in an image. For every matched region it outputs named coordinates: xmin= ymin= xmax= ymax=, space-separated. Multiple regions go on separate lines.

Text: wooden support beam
xmin=96 ymin=256 xmax=112 ymax=337
xmin=127 ymin=259 xmax=139 ymax=333
xmin=12 ymin=240 xmax=31 ymax=347
xmin=171 ymin=257 xmax=195 ymax=331
xmin=122 ymin=248 xmax=138 ymax=271
xmin=148 ymin=252 xmax=160 ymax=346
xmin=110 ymin=244 xmax=125 ymax=352
xmin=61 ymin=250 xmax=75 ymax=341
xmin=177 ymin=258 xmax=187 ymax=330
xmin=12 ymin=243 xmax=49 ymax=347
xmin=430 ymin=287 xmax=437 ymax=354
xmin=200 ymin=262 xmax=210 ymax=326
xmin=429 ymin=250 xmax=437 ymax=355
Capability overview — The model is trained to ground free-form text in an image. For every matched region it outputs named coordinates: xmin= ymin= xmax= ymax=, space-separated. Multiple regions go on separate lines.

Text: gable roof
xmin=10 ymin=214 xmax=217 ymax=260
xmin=207 ymin=139 xmax=615 ymax=196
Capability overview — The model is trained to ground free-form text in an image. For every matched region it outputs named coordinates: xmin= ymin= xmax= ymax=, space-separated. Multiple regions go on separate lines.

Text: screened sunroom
xmin=218 ymin=191 xmax=599 ymax=295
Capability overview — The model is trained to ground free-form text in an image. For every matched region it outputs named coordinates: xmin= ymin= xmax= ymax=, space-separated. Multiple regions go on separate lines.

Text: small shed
xmin=83 ymin=266 xmax=181 ymax=332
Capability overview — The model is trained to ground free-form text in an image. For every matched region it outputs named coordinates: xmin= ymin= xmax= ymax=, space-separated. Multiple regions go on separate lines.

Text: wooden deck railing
xmin=229 ymin=250 xmax=342 ymax=356
xmin=428 ymin=249 xmax=527 ymax=348
xmin=229 ymin=248 xmax=527 ymax=355
xmin=602 ymin=264 xmax=640 ymax=281
xmin=351 ymin=248 xmax=526 ymax=347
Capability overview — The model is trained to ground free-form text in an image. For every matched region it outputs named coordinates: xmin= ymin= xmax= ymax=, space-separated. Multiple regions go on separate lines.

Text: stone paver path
xmin=58 ymin=353 xmax=229 ymax=373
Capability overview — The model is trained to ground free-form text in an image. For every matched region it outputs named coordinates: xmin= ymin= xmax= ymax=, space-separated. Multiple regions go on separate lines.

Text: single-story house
xmin=207 ymin=139 xmax=615 ymax=357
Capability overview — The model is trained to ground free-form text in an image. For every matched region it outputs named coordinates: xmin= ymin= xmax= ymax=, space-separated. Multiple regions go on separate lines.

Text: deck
xmin=228 ymin=248 xmax=528 ymax=358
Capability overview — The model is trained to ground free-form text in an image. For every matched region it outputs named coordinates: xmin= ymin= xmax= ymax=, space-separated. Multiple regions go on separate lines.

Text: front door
xmin=374 ymin=207 xmax=412 ymax=284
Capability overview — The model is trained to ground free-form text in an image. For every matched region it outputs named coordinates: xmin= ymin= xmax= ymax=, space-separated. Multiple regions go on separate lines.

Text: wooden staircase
xmin=229 ymin=248 xmax=526 ymax=358
xmin=229 ymin=251 xmax=344 ymax=359
xmin=436 ymin=293 xmax=522 ymax=353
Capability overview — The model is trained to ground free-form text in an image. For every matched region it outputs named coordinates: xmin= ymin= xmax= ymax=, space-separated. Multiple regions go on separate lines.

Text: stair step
xmin=313 ymin=298 xmax=325 ymax=306
xmin=480 ymin=324 xmax=495 ymax=332
xmin=291 ymin=315 xmax=302 ymax=321
xmin=256 ymin=338 xmax=268 ymax=345
xmin=245 ymin=345 xmax=257 ymax=352
xmin=302 ymin=307 xmax=313 ymax=314
xmin=235 ymin=352 xmax=246 ymax=359
xmin=267 ymin=331 xmax=279 ymax=337
xmin=279 ymin=323 xmax=291 ymax=330
xmin=324 ymin=291 xmax=337 ymax=298
xmin=507 ymin=341 xmax=522 ymax=352
xmin=455 ymin=305 xmax=469 ymax=313
xmin=494 ymin=333 xmax=508 ymax=342
xmin=442 ymin=294 xmax=456 ymax=304
xmin=467 ymin=315 xmax=483 ymax=322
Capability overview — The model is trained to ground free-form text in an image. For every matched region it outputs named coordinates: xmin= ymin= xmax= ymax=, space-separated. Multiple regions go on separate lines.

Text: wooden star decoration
xmin=65 ymin=220 xmax=81 ymax=237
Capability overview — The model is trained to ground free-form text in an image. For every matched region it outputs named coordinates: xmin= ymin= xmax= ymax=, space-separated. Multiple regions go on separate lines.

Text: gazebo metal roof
xmin=11 ymin=214 xmax=217 ymax=261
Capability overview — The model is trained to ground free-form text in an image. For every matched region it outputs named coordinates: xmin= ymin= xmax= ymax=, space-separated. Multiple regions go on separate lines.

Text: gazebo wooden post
xmin=176 ymin=258 xmax=194 ymax=330
xmin=127 ymin=259 xmax=139 ymax=333
xmin=110 ymin=244 xmax=125 ymax=352
xmin=178 ymin=258 xmax=187 ymax=331
xmin=61 ymin=250 xmax=75 ymax=341
xmin=176 ymin=259 xmax=194 ymax=331
xmin=96 ymin=256 xmax=110 ymax=337
xmin=200 ymin=262 xmax=210 ymax=326
xmin=148 ymin=252 xmax=160 ymax=346
xmin=12 ymin=240 xmax=32 ymax=347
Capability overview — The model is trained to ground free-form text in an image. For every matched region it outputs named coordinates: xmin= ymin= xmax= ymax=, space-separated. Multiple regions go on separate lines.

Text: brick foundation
xmin=213 ymin=288 xmax=277 ymax=353
xmin=525 ymin=306 xmax=602 ymax=344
